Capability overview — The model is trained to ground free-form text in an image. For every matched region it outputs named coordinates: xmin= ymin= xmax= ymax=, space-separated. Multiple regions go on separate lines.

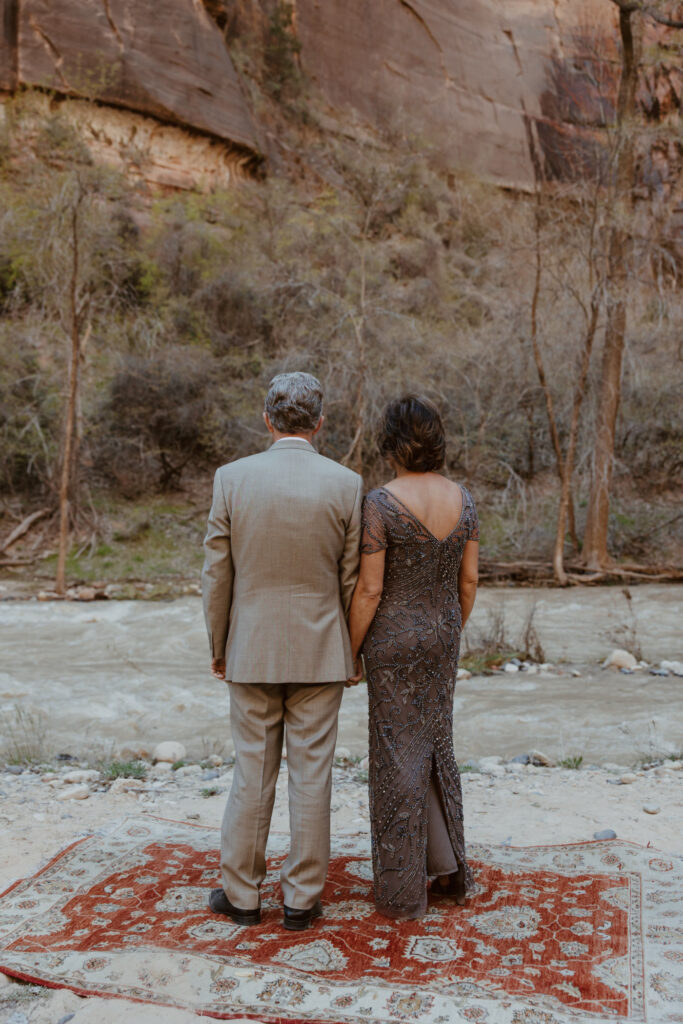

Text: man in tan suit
xmin=201 ymin=372 xmax=362 ymax=931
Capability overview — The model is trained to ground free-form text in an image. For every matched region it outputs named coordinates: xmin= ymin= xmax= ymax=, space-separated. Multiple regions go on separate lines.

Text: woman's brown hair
xmin=377 ymin=394 xmax=446 ymax=473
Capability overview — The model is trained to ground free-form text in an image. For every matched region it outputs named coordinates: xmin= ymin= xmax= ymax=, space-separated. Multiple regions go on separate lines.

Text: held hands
xmin=211 ymin=657 xmax=226 ymax=680
xmin=345 ymin=656 xmax=364 ymax=688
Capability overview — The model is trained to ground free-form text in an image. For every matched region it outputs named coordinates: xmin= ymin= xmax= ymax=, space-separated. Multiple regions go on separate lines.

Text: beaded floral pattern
xmin=361 ymin=485 xmax=479 ymax=919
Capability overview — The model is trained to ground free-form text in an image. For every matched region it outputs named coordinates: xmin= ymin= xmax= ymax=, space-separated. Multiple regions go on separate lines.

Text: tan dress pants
xmin=221 ymin=680 xmax=344 ymax=911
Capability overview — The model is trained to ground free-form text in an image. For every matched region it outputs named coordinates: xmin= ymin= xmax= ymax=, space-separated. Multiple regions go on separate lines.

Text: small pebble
xmin=649 ymin=668 xmax=669 ymax=677
xmin=620 ymin=773 xmax=637 ymax=784
xmin=56 ymin=784 xmax=90 ymax=801
xmin=593 ymin=829 xmax=617 ymax=840
xmin=643 ymin=804 xmax=661 ymax=815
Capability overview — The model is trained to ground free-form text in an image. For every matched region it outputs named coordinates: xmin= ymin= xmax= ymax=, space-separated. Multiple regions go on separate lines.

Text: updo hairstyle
xmin=377 ymin=394 xmax=446 ymax=473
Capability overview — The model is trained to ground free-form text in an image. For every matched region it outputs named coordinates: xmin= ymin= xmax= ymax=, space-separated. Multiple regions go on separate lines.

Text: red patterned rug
xmin=0 ymin=818 xmax=680 ymax=1024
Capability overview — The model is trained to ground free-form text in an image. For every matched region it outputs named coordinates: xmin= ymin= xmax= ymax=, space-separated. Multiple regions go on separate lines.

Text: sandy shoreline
xmin=1 ymin=755 xmax=681 ymax=1023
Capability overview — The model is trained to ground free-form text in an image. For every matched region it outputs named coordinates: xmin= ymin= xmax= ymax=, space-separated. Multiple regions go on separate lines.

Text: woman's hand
xmin=345 ymin=656 xmax=364 ymax=687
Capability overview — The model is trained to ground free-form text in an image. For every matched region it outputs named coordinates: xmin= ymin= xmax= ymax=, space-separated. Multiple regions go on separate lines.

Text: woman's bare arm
xmin=458 ymin=539 xmax=479 ymax=627
xmin=347 ymin=550 xmax=386 ymax=682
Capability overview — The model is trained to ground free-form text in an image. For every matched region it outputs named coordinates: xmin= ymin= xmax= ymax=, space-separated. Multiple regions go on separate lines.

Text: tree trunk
xmin=583 ymin=5 xmax=638 ymax=568
xmin=56 ymin=198 xmax=82 ymax=595
xmin=554 ymin=295 xmax=600 ymax=583
xmin=529 ymin=195 xmax=579 ymax=550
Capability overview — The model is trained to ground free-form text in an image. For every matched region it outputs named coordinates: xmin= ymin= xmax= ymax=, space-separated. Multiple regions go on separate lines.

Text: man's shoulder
xmin=312 ymin=452 xmax=362 ymax=488
xmin=216 ymin=450 xmax=270 ymax=479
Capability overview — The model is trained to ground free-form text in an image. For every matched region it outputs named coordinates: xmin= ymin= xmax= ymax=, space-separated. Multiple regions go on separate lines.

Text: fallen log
xmin=1 ymin=509 xmax=50 ymax=552
xmin=479 ymin=558 xmax=683 ymax=585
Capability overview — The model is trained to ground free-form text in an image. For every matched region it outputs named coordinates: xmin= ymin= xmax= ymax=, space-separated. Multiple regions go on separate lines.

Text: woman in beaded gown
xmin=347 ymin=396 xmax=479 ymax=920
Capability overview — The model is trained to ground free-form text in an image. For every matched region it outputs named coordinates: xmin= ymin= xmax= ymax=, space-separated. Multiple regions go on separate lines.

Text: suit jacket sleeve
xmin=338 ymin=474 xmax=363 ymax=616
xmin=201 ymin=469 xmax=234 ymax=658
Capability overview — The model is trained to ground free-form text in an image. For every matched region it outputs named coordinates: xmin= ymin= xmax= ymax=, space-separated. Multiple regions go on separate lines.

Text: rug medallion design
xmin=0 ymin=818 xmax=680 ymax=1023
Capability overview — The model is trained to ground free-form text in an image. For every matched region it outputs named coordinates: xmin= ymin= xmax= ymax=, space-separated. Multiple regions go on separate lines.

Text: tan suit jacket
xmin=201 ymin=438 xmax=362 ymax=683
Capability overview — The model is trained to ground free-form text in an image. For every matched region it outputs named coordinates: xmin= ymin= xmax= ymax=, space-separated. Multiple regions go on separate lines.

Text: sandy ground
xmin=0 ymin=755 xmax=682 ymax=1024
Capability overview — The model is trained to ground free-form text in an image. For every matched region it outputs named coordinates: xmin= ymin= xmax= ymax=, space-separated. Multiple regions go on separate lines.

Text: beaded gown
xmin=360 ymin=485 xmax=479 ymax=919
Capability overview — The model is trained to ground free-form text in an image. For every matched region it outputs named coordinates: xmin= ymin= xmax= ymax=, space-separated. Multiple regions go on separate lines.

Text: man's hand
xmin=211 ymin=657 xmax=226 ymax=680
xmin=345 ymin=656 xmax=364 ymax=688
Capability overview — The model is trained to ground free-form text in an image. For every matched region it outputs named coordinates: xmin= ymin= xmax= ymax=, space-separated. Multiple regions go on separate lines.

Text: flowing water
xmin=1 ymin=585 xmax=681 ymax=764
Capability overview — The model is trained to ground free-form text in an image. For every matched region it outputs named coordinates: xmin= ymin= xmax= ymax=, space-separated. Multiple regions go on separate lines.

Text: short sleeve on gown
xmin=360 ymin=491 xmax=388 ymax=554
xmin=466 ymin=490 xmax=480 ymax=541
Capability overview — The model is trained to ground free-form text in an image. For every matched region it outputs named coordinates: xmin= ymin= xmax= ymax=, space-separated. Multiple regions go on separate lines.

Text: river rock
xmin=153 ymin=742 xmax=186 ymax=764
xmin=660 ymin=660 xmax=683 ymax=676
xmin=503 ymin=662 xmax=519 ymax=673
xmin=603 ymin=649 xmax=638 ymax=670
xmin=201 ymin=769 xmax=220 ymax=781
xmin=593 ymin=829 xmax=617 ymax=840
xmin=510 ymin=753 xmax=530 ymax=765
xmin=643 ymin=804 xmax=661 ymax=814
xmin=456 ymin=668 xmax=472 ymax=680
xmin=620 ymin=773 xmax=637 ymax=784
xmin=207 ymin=755 xmax=223 ymax=767
xmin=175 ymin=764 xmax=202 ymax=777
xmin=57 ymin=784 xmax=90 ymax=800
xmin=109 ymin=777 xmax=145 ymax=794
xmin=529 ymin=750 xmax=554 ymax=767
xmin=335 ymin=747 xmax=352 ymax=761
xmin=650 ymin=668 xmax=669 ymax=676
xmin=62 ymin=769 xmax=100 ymax=784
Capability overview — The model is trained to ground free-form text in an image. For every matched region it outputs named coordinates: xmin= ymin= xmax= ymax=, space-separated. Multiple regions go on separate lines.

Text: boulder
xmin=603 ymin=649 xmax=638 ymax=671
xmin=153 ymin=741 xmax=186 ymax=764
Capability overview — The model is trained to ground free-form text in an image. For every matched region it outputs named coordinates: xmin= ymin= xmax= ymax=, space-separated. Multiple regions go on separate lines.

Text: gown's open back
xmin=360 ymin=485 xmax=479 ymax=919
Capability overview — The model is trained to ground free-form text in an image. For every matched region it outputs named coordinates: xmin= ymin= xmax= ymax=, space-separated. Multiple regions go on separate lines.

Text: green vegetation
xmin=2 ymin=706 xmax=47 ymax=765
xmin=171 ymin=760 xmax=187 ymax=771
xmin=558 ymin=756 xmax=584 ymax=771
xmin=102 ymin=760 xmax=147 ymax=780
xmin=201 ymin=786 xmax=220 ymax=798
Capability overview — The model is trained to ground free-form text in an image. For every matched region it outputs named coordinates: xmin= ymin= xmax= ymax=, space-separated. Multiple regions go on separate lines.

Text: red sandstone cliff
xmin=1 ymin=0 xmax=681 ymax=198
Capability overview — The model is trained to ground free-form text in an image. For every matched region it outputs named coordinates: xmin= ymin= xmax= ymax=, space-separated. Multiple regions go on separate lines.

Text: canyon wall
xmin=0 ymin=0 xmax=681 ymax=202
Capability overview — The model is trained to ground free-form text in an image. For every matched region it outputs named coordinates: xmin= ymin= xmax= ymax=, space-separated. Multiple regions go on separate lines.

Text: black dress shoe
xmin=209 ymin=888 xmax=261 ymax=926
xmin=283 ymin=900 xmax=322 ymax=931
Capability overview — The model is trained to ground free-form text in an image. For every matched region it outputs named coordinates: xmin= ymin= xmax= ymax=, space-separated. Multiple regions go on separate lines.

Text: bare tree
xmin=56 ymin=178 xmax=90 ymax=594
xmin=583 ymin=0 xmax=682 ymax=567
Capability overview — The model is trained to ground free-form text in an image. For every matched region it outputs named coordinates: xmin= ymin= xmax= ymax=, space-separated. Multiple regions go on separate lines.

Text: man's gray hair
xmin=265 ymin=372 xmax=324 ymax=434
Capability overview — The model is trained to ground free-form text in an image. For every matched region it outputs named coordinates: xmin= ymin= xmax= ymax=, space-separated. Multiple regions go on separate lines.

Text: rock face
xmin=292 ymin=0 xmax=620 ymax=191
xmin=1 ymin=0 xmax=260 ymax=184
xmin=1 ymin=0 xmax=680 ymax=208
